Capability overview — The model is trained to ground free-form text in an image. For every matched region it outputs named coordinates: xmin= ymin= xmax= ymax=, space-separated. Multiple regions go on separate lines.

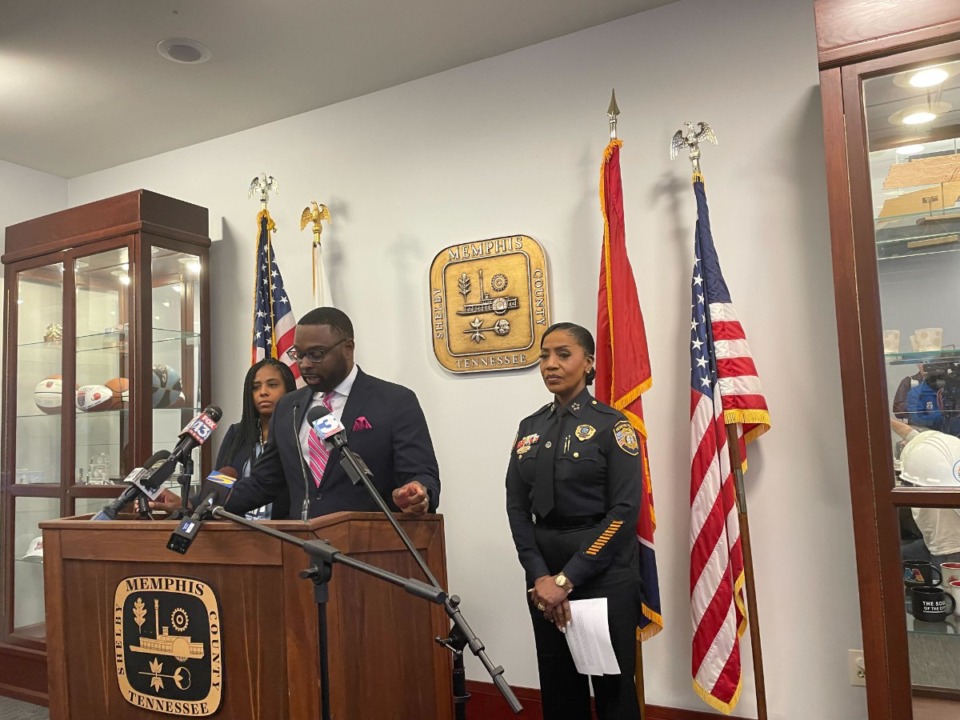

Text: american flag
xmin=689 ymin=177 xmax=769 ymax=714
xmin=252 ymin=210 xmax=299 ymax=381
xmin=594 ymin=139 xmax=662 ymax=642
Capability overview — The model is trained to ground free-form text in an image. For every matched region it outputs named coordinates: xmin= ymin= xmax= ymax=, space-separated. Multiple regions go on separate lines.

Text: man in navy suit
xmin=223 ymin=307 xmax=441 ymax=520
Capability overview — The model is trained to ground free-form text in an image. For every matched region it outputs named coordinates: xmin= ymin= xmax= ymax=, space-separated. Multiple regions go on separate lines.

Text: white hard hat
xmin=19 ymin=536 xmax=43 ymax=563
xmin=900 ymin=431 xmax=960 ymax=487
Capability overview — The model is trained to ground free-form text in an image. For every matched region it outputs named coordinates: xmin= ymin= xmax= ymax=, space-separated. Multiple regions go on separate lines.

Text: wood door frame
xmin=820 ymin=38 xmax=960 ymax=720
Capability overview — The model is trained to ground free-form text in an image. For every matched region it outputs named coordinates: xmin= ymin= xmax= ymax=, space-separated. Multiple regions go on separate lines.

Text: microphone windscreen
xmin=203 ymin=405 xmax=224 ymax=422
xmin=306 ymin=405 xmax=331 ymax=424
xmin=139 ymin=451 xmax=176 ymax=490
xmin=141 ymin=449 xmax=173 ymax=469
xmin=195 ymin=466 xmax=239 ymax=511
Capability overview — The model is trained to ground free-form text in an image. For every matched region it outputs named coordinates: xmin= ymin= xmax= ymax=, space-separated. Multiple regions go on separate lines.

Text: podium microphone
xmin=91 ymin=450 xmax=172 ymax=521
xmin=306 ymin=406 xmax=348 ymax=449
xmin=128 ymin=406 xmax=224 ymax=501
xmin=167 ymin=467 xmax=238 ymax=554
xmin=306 ymin=407 xmax=373 ymax=485
xmin=168 ymin=405 xmax=223 ymax=467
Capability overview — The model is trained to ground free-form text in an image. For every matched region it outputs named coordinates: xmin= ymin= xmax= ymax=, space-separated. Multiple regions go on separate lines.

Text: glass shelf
xmin=885 ymin=350 xmax=960 ymax=365
xmin=15 ymin=407 xmax=202 ymax=421
xmin=16 ymin=327 xmax=201 ymax=353
xmin=875 ymin=214 xmax=960 ymax=260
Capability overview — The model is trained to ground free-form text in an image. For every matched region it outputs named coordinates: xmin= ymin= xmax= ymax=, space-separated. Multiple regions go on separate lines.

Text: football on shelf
xmin=34 ymin=375 xmax=64 ymax=414
xmin=104 ymin=377 xmax=130 ymax=409
xmin=76 ymin=384 xmax=114 ymax=412
xmin=151 ymin=363 xmax=183 ymax=408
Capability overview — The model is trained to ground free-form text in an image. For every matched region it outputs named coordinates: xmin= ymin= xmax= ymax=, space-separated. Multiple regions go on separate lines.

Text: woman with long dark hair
xmin=505 ymin=322 xmax=643 ymax=719
xmin=216 ymin=358 xmax=297 ymax=520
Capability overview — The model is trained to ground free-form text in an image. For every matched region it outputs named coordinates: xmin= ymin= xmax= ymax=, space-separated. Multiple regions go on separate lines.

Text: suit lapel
xmin=290 ymin=386 xmax=315 ymax=431
xmin=340 ymin=367 xmax=371 ymax=439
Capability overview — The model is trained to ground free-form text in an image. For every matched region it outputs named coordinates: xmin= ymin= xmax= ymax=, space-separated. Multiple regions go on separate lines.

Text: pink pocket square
xmin=353 ymin=416 xmax=373 ymax=431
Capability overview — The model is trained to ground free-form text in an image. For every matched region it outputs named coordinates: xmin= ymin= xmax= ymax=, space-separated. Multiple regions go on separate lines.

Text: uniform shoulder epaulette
xmin=587 ymin=399 xmax=618 ymax=416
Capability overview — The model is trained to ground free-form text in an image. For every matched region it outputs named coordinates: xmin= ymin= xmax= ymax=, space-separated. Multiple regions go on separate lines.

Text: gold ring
xmin=537 ymin=602 xmax=545 ymax=611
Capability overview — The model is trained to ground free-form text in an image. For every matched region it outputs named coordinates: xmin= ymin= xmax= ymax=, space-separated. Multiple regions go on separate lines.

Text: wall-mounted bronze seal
xmin=429 ymin=235 xmax=550 ymax=373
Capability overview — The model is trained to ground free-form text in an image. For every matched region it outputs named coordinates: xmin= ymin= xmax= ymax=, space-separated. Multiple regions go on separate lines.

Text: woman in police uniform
xmin=505 ymin=322 xmax=642 ymax=720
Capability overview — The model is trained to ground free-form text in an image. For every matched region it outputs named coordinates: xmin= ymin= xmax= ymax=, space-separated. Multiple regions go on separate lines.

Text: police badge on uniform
xmin=613 ymin=420 xmax=640 ymax=456
xmin=575 ymin=424 xmax=596 ymax=441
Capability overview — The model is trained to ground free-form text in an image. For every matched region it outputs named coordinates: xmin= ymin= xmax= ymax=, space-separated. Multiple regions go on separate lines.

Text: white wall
xmin=0 ymin=159 xmax=66 ymax=233
xmin=0 ymin=160 xmax=66 ymax=627
xmin=64 ymin=0 xmax=863 ymax=717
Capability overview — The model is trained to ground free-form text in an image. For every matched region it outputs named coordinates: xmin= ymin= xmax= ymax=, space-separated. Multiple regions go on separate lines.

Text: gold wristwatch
xmin=555 ymin=573 xmax=573 ymax=593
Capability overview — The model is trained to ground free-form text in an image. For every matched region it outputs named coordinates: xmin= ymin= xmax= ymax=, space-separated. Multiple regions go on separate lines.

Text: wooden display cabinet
xmin=816 ymin=1 xmax=960 ymax=718
xmin=0 ymin=190 xmax=211 ymax=704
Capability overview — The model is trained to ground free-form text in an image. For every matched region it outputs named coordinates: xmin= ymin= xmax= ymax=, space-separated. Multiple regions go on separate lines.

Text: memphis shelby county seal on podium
xmin=114 ymin=575 xmax=223 ymax=716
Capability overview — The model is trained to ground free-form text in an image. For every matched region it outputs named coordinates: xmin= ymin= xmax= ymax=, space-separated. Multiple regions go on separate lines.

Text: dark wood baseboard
xmin=465 ymin=680 xmax=748 ymax=720
xmin=0 ymin=644 xmax=48 ymax=707
xmin=0 ymin=682 xmax=48 ymax=707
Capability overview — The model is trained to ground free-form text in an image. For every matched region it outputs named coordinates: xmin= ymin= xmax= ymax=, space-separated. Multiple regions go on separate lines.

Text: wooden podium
xmin=40 ymin=512 xmax=454 ymax=719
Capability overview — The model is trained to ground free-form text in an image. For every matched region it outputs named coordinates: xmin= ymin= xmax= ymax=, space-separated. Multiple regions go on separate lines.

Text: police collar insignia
xmin=516 ymin=433 xmax=540 ymax=455
xmin=570 ymin=402 xmax=581 ymax=412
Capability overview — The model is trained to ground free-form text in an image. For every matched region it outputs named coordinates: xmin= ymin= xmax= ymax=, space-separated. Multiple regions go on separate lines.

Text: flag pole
xmin=300 ymin=201 xmax=332 ymax=307
xmin=606 ymin=88 xmax=648 ymax=720
xmin=725 ymin=426 xmax=768 ymax=720
xmin=674 ymin=128 xmax=767 ymax=718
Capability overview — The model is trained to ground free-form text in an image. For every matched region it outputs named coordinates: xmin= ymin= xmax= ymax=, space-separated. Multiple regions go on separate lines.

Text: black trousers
xmin=529 ymin=579 xmax=641 ymax=720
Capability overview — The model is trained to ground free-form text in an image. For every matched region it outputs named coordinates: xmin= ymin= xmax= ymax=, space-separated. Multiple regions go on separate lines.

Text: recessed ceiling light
xmin=888 ymin=102 xmax=951 ymax=126
xmin=893 ymin=64 xmax=957 ymax=88
xmin=895 ymin=144 xmax=925 ymax=155
xmin=111 ymin=269 xmax=131 ymax=285
xmin=903 ymin=111 xmax=937 ymax=125
xmin=157 ymin=38 xmax=212 ymax=65
xmin=909 ymin=67 xmax=950 ymax=88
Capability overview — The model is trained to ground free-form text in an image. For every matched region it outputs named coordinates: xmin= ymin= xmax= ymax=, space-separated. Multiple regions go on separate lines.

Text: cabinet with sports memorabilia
xmin=0 ymin=190 xmax=210 ymax=701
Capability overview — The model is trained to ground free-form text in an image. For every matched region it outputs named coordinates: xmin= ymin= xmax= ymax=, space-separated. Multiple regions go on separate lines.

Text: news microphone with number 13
xmin=167 ymin=405 xmax=223 ymax=467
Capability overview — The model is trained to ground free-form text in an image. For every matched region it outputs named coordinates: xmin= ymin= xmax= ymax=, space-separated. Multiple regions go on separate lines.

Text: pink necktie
xmin=308 ymin=392 xmax=334 ymax=486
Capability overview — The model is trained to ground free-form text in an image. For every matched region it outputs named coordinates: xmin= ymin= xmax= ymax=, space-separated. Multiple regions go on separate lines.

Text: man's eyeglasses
xmin=286 ymin=338 xmax=348 ymax=364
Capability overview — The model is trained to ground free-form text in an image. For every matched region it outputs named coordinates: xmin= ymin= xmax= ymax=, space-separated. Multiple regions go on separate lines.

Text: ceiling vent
xmin=157 ymin=38 xmax=212 ymax=65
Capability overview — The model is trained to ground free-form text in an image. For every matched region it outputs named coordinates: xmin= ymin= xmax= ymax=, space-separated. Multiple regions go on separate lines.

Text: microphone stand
xmin=172 ymin=457 xmax=195 ymax=519
xmin=208 ymin=507 xmax=447 ymax=720
xmin=333 ymin=442 xmax=522 ymax=716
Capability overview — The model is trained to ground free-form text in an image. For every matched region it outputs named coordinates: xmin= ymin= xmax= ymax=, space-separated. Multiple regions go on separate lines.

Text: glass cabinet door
xmin=15 ymin=262 xmax=64 ymax=487
xmin=862 ymin=55 xmax=960 ymax=704
xmin=151 ymin=248 xmax=203 ymax=486
xmin=74 ymin=248 xmax=131 ymax=484
xmin=6 ymin=262 xmax=65 ymax=643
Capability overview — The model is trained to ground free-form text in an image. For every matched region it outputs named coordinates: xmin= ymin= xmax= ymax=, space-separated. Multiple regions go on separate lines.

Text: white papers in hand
xmin=564 ymin=598 xmax=621 ymax=675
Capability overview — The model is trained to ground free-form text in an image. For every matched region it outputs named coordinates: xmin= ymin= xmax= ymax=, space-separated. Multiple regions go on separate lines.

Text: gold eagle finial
xmin=300 ymin=201 xmax=332 ymax=246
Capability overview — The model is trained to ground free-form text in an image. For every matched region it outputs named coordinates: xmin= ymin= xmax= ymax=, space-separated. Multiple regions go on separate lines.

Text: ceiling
xmin=863 ymin=59 xmax=960 ymax=150
xmin=0 ymin=0 xmax=676 ymax=179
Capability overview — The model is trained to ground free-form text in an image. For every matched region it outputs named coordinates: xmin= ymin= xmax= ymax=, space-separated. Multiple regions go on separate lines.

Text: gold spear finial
xmin=607 ymin=89 xmax=620 ymax=140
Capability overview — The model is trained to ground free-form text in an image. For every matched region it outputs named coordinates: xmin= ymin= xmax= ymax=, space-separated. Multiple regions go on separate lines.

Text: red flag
xmin=595 ymin=138 xmax=662 ymax=640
